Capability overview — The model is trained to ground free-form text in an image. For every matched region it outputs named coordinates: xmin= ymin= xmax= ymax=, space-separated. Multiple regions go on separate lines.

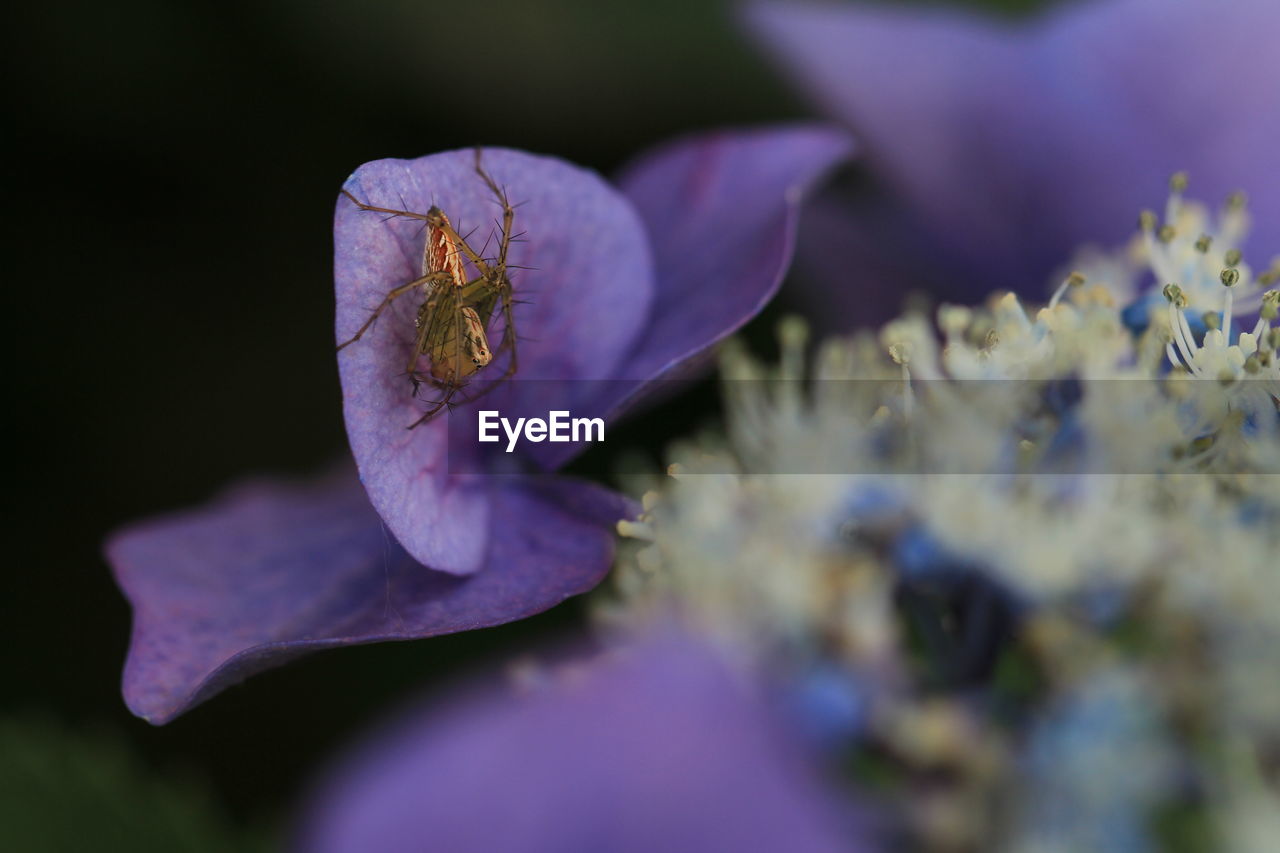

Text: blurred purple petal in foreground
xmin=746 ymin=0 xmax=1280 ymax=321
xmin=107 ymin=127 xmax=854 ymax=723
xmin=297 ymin=635 xmax=876 ymax=853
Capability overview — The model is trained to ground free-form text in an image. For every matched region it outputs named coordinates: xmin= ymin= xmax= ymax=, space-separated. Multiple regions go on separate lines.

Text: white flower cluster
xmin=609 ymin=181 xmax=1280 ymax=852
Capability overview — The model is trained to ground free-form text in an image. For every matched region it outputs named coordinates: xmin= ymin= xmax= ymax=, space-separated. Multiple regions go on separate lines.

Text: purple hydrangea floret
xmin=107 ymin=125 xmax=854 ymax=723
xmin=296 ymin=633 xmax=877 ymax=853
xmin=746 ymin=0 xmax=1280 ymax=319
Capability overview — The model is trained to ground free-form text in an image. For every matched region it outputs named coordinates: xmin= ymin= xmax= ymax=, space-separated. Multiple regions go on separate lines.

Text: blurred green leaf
xmin=0 ymin=716 xmax=274 ymax=853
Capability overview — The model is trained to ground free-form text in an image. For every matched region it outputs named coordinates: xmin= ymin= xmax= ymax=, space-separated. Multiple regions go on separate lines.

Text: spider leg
xmin=337 ymin=272 xmax=451 ymax=351
xmin=432 ymin=151 xmax=515 ymax=279
xmin=406 ymin=389 xmax=457 ymax=429
xmin=405 ymin=278 xmax=471 ymax=428
xmin=473 ymin=149 xmax=515 ymax=269
xmin=340 ymin=190 xmax=433 ymax=222
xmin=496 ymin=280 xmax=519 ymax=378
xmin=471 ymin=151 xmax=518 ymax=374
xmin=404 ymin=303 xmax=438 ymax=394
xmin=449 ymin=371 xmax=506 ymax=409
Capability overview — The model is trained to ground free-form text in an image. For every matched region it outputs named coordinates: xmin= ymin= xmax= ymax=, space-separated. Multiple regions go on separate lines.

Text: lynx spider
xmin=337 ymin=150 xmax=521 ymax=428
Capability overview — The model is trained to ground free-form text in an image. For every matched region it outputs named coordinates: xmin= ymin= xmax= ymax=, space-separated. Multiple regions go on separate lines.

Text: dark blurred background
xmin=5 ymin=0 xmax=1042 ymax=848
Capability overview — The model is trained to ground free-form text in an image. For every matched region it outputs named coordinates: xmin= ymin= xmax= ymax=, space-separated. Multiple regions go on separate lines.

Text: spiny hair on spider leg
xmin=476 ymin=232 xmax=499 ymax=258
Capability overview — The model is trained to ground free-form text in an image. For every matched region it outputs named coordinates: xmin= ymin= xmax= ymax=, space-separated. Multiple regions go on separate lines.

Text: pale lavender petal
xmin=336 ymin=148 xmax=652 ymax=573
xmin=746 ymin=0 xmax=1280 ymax=296
xmin=746 ymin=1 xmax=1032 ymax=287
xmin=297 ymin=634 xmax=875 ymax=853
xmin=1026 ymin=0 xmax=1280 ymax=256
xmin=107 ymin=467 xmax=630 ymax=725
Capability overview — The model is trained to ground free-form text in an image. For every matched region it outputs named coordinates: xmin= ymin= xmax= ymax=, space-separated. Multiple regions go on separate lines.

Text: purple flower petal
xmin=614 ymin=123 xmax=855 ymax=380
xmin=746 ymin=2 xmax=1030 ymax=283
xmin=297 ymin=634 xmax=875 ymax=853
xmin=530 ymin=125 xmax=854 ymax=470
xmin=336 ymin=148 xmax=653 ymax=573
xmin=106 ymin=466 xmax=629 ymax=725
xmin=746 ymin=0 xmax=1280 ymax=298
